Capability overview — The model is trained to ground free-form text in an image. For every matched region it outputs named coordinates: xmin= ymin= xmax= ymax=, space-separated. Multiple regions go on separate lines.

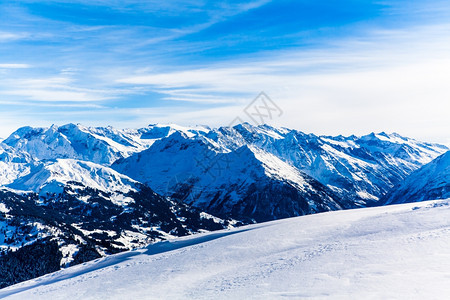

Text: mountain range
xmin=0 ymin=122 xmax=448 ymax=288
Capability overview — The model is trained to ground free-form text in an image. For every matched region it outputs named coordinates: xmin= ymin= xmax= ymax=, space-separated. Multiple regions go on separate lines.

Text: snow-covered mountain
xmin=2 ymin=122 xmax=447 ymax=222
xmin=2 ymin=199 xmax=450 ymax=299
xmin=382 ymin=150 xmax=450 ymax=204
xmin=0 ymin=144 xmax=35 ymax=186
xmin=3 ymin=124 xmax=143 ymax=165
xmin=223 ymin=124 xmax=447 ymax=205
xmin=8 ymin=159 xmax=139 ymax=199
xmin=113 ymin=123 xmax=447 ymax=220
xmin=113 ymin=132 xmax=343 ymax=222
xmin=2 ymin=123 xmax=208 ymax=166
xmin=0 ymin=122 xmax=447 ymax=289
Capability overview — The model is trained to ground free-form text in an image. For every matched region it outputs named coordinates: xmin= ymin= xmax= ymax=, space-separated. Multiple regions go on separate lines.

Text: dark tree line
xmin=0 ymin=238 xmax=62 ymax=288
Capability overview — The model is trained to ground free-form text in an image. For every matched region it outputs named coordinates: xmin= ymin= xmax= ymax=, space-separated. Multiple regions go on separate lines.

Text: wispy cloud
xmin=0 ymin=73 xmax=147 ymax=103
xmin=0 ymin=99 xmax=104 ymax=108
xmin=0 ymin=31 xmax=29 ymax=42
xmin=0 ymin=64 xmax=31 ymax=69
xmin=0 ymin=76 xmax=108 ymax=102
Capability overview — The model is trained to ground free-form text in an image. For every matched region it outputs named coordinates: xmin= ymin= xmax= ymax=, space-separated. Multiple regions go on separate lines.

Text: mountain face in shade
xmin=382 ymin=151 xmax=450 ymax=204
xmin=113 ymin=133 xmax=343 ymax=222
xmin=223 ymin=124 xmax=446 ymax=205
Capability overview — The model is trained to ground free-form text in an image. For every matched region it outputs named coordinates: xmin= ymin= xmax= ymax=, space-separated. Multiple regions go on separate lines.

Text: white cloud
xmin=0 ymin=76 xmax=126 ymax=102
xmin=0 ymin=31 xmax=28 ymax=42
xmin=0 ymin=64 xmax=31 ymax=69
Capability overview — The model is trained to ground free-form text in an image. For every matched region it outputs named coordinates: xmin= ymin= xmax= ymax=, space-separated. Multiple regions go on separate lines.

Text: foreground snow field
xmin=2 ymin=199 xmax=450 ymax=299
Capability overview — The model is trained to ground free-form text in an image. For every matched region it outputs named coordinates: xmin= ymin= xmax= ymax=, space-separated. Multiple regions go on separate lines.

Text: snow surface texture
xmin=2 ymin=199 xmax=450 ymax=299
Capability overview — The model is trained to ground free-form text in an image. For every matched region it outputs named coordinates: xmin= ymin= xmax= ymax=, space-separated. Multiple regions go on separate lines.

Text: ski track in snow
xmin=1 ymin=199 xmax=450 ymax=299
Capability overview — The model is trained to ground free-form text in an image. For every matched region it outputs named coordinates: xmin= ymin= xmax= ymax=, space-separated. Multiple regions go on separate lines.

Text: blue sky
xmin=0 ymin=0 xmax=449 ymax=144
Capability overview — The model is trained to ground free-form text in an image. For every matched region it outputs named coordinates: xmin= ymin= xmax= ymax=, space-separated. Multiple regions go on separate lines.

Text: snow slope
xmin=0 ymin=144 xmax=34 ymax=186
xmin=8 ymin=159 xmax=139 ymax=199
xmin=383 ymin=150 xmax=450 ymax=204
xmin=2 ymin=199 xmax=450 ymax=299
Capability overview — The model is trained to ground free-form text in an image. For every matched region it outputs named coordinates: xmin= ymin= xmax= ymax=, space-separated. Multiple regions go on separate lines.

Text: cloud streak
xmin=0 ymin=64 xmax=31 ymax=69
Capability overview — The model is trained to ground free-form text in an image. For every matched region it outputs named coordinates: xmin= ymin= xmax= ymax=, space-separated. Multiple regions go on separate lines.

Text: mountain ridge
xmin=382 ymin=150 xmax=450 ymax=204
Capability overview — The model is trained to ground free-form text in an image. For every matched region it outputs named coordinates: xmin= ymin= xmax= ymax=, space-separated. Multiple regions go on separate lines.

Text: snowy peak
xmin=8 ymin=159 xmax=138 ymax=200
xmin=111 ymin=123 xmax=447 ymax=218
xmin=2 ymin=123 xmax=215 ymax=166
xmin=145 ymin=123 xmax=210 ymax=137
xmin=230 ymin=123 xmax=289 ymax=145
xmin=223 ymin=126 xmax=447 ymax=204
xmin=3 ymin=124 xmax=142 ymax=165
xmin=382 ymin=151 xmax=450 ymax=204
xmin=357 ymin=131 xmax=446 ymax=164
